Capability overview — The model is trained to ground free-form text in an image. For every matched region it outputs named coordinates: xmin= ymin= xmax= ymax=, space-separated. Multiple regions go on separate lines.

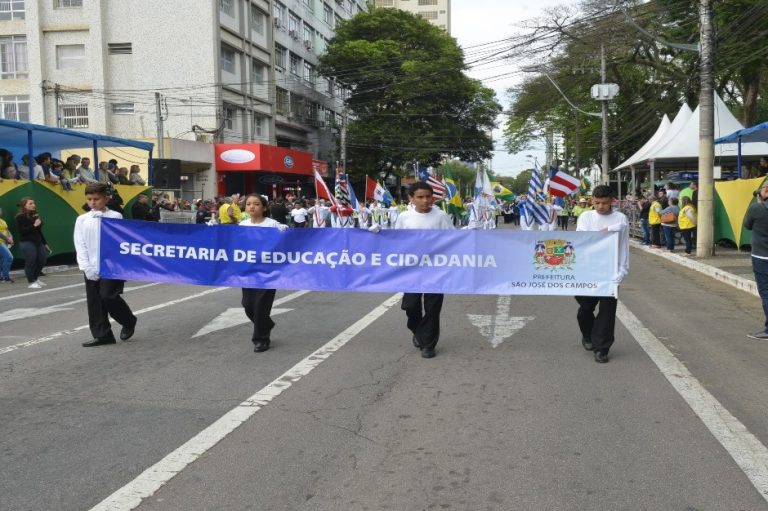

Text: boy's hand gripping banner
xmin=100 ymin=219 xmax=620 ymax=297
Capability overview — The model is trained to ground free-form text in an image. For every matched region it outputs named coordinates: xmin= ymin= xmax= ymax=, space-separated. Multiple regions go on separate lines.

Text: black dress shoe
xmin=412 ymin=335 xmax=421 ymax=349
xmin=119 ymin=323 xmax=136 ymax=341
xmin=82 ymin=338 xmax=116 ymax=347
xmin=581 ymin=338 xmax=593 ymax=351
xmin=253 ymin=340 xmax=270 ymax=352
xmin=594 ymin=351 xmax=609 ymax=363
xmin=421 ymin=346 xmax=436 ymax=358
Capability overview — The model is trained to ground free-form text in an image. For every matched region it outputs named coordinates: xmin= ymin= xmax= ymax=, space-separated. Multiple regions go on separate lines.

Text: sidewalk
xmin=631 ymin=241 xmax=758 ymax=297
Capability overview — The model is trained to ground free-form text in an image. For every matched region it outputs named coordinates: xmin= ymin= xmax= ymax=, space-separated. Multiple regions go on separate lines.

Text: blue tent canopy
xmin=0 ymin=118 xmax=153 ymax=163
xmin=715 ymin=121 xmax=768 ymax=144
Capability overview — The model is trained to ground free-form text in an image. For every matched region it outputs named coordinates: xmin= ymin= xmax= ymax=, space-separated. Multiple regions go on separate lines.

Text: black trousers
xmin=242 ymin=288 xmax=276 ymax=344
xmin=85 ymin=277 xmax=136 ymax=341
xmin=650 ymin=224 xmax=662 ymax=245
xmin=20 ymin=241 xmax=46 ymax=283
xmin=402 ymin=293 xmax=444 ymax=349
xmin=558 ymin=216 xmax=569 ymax=230
xmin=575 ymin=296 xmax=617 ymax=353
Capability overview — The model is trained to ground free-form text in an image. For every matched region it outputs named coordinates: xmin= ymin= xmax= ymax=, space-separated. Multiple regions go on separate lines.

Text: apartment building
xmin=373 ymin=0 xmax=450 ymax=33
xmin=0 ymin=0 xmax=364 ymax=197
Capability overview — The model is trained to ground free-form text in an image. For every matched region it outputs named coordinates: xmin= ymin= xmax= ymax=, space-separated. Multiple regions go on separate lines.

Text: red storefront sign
xmin=214 ymin=143 xmax=315 ymax=176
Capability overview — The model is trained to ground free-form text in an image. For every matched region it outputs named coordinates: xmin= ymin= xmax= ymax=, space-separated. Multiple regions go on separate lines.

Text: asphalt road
xmin=1 ymin=247 xmax=768 ymax=511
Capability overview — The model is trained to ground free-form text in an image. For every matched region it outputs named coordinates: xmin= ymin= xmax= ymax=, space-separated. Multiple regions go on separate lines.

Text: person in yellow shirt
xmin=218 ymin=194 xmax=242 ymax=225
xmin=571 ymin=198 xmax=592 ymax=219
xmin=648 ymin=190 xmax=665 ymax=248
xmin=0 ymin=206 xmax=13 ymax=282
xmin=678 ymin=196 xmax=697 ymax=256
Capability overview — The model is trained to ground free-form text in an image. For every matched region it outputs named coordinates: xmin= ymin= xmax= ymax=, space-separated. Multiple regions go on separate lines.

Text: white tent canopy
xmin=613 ymin=95 xmax=768 ymax=171
xmin=614 ymin=112 xmax=674 ymax=170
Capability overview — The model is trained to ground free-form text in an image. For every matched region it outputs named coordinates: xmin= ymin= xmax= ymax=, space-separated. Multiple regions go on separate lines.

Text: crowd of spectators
xmin=0 ymin=149 xmax=147 ymax=190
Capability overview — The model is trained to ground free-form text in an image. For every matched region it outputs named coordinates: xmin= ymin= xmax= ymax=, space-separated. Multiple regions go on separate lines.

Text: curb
xmin=9 ymin=264 xmax=78 ymax=278
xmin=632 ymin=241 xmax=758 ymax=298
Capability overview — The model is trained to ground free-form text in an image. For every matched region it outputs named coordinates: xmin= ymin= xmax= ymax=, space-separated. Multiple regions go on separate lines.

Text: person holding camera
xmin=745 ymin=181 xmax=768 ymax=339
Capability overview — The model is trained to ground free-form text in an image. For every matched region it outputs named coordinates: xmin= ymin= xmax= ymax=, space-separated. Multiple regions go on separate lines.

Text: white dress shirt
xmin=74 ymin=209 xmax=122 ymax=280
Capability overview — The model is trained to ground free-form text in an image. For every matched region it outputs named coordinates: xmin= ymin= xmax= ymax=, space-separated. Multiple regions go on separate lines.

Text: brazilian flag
xmin=443 ymin=167 xmax=465 ymax=217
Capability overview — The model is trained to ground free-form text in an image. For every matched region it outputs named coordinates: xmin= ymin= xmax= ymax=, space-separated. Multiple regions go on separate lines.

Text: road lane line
xmin=0 ymin=282 xmax=84 ymax=302
xmin=0 ymin=286 xmax=226 ymax=356
xmin=617 ymin=301 xmax=768 ymax=503
xmin=88 ymin=292 xmax=403 ymax=511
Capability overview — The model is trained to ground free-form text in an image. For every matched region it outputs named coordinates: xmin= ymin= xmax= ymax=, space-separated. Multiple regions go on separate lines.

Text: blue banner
xmin=100 ymin=219 xmax=619 ymax=296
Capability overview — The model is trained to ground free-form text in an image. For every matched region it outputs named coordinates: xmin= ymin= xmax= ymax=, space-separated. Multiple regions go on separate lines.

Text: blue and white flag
xmin=526 ymin=165 xmax=550 ymax=225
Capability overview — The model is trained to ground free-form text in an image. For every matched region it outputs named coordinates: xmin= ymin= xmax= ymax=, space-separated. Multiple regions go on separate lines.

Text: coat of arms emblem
xmin=534 ymin=239 xmax=575 ymax=270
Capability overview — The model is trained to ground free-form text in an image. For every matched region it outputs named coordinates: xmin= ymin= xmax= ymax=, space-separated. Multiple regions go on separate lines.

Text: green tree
xmin=319 ymin=8 xmax=501 ymax=178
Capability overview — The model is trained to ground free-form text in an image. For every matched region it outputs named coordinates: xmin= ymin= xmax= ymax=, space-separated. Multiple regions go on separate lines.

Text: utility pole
xmin=155 ymin=92 xmax=164 ymax=159
xmin=340 ymin=106 xmax=348 ymax=174
xmin=697 ymin=0 xmax=714 ymax=257
xmin=54 ymin=83 xmax=61 ymax=128
xmin=574 ymin=111 xmax=580 ymax=176
xmin=600 ymin=43 xmax=609 ymax=185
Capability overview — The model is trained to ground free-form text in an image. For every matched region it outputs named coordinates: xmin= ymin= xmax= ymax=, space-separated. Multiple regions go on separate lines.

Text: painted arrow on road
xmin=0 ymin=304 xmax=75 ymax=324
xmin=192 ymin=307 xmax=293 ymax=338
xmin=467 ymin=296 xmax=534 ymax=348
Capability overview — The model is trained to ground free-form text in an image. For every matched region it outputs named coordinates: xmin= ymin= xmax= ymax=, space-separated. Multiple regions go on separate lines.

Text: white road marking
xmin=467 ymin=295 xmax=535 ymax=348
xmin=618 ymin=301 xmax=768 ymax=504
xmin=0 ymin=282 xmax=84 ymax=302
xmin=88 ymin=292 xmax=402 ymax=511
xmin=192 ymin=307 xmax=293 ymax=338
xmin=0 ymin=286 xmax=226 ymax=356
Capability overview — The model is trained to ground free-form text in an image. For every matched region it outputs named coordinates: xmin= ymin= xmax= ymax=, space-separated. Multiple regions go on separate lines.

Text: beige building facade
xmin=373 ymin=0 xmax=450 ymax=33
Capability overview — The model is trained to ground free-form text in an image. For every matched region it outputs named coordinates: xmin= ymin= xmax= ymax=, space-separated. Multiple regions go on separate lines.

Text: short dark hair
xmin=408 ymin=181 xmax=433 ymax=196
xmin=85 ymin=182 xmax=110 ymax=196
xmin=591 ymin=185 xmax=614 ymax=199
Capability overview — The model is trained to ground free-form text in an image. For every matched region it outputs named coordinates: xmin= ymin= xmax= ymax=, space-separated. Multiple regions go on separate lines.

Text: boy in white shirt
xmin=74 ymin=183 xmax=137 ymax=347
xmin=574 ymin=185 xmax=629 ymax=363
xmin=393 ymin=182 xmax=454 ymax=358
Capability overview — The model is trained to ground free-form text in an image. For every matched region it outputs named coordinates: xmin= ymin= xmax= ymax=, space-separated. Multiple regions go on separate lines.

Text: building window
xmin=253 ymin=113 xmax=264 ymax=137
xmin=54 ymin=0 xmax=82 ymax=7
xmin=0 ymin=35 xmax=28 ymax=79
xmin=334 ymin=14 xmax=342 ymax=28
xmin=276 ymin=88 xmax=288 ymax=115
xmin=303 ymin=0 xmax=313 ymax=13
xmin=251 ymin=6 xmax=265 ymax=34
xmin=0 ymin=0 xmax=25 ymax=20
xmin=274 ymin=2 xmax=284 ymax=24
xmin=223 ymin=104 xmax=236 ymax=130
xmin=56 ymin=44 xmax=85 ymax=70
xmin=323 ymin=3 xmax=332 ymax=24
xmin=289 ymin=53 xmax=300 ymax=75
xmin=107 ymin=42 xmax=132 ymax=55
xmin=0 ymin=95 xmax=29 ymax=121
xmin=419 ymin=11 xmax=438 ymax=20
xmin=61 ymin=104 xmax=88 ymax=128
xmin=251 ymin=58 xmax=264 ymax=84
xmin=288 ymin=12 xmax=300 ymax=36
xmin=375 ymin=0 xmax=394 ymax=5
xmin=345 ymin=0 xmax=352 ymax=11
xmin=111 ymin=103 xmax=134 ymax=114
xmin=220 ymin=44 xmax=236 ymax=73
xmin=418 ymin=0 xmax=437 ymax=4
xmin=303 ymin=25 xmax=312 ymax=46
xmin=219 ymin=0 xmax=234 ymax=17
xmin=303 ymin=62 xmax=314 ymax=87
xmin=275 ymin=45 xmax=286 ymax=69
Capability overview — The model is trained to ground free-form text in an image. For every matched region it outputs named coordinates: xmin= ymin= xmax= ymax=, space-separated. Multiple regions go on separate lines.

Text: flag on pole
xmin=548 ymin=170 xmax=581 ymax=197
xmin=417 ymin=165 xmax=446 ymax=200
xmin=366 ymin=175 xmax=392 ymax=204
xmin=526 ymin=165 xmax=550 ymax=224
xmin=491 ymin=181 xmax=515 ymax=201
xmin=314 ymin=169 xmax=337 ymax=207
xmin=334 ymin=162 xmax=350 ymax=206
xmin=443 ymin=166 xmax=464 ymax=216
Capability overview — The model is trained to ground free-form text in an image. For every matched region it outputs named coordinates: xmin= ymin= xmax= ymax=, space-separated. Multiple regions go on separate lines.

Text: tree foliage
xmin=319 ymin=8 xmax=502 ymax=177
xmin=502 ymin=0 xmax=768 ymax=173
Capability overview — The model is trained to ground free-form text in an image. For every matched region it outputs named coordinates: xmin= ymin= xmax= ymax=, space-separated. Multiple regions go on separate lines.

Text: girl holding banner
xmin=239 ymin=194 xmax=288 ymax=352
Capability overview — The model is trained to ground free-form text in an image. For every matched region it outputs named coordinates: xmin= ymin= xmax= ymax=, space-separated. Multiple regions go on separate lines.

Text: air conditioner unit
xmin=304 ymin=40 xmax=312 ymax=49
xmin=289 ymin=29 xmax=298 ymax=39
xmin=274 ymin=18 xmax=282 ymax=27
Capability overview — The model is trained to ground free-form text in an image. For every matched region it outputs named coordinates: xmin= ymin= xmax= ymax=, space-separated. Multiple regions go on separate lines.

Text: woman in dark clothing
xmin=15 ymin=197 xmax=49 ymax=288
